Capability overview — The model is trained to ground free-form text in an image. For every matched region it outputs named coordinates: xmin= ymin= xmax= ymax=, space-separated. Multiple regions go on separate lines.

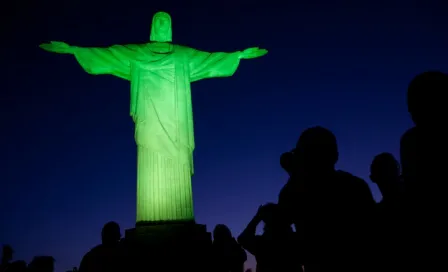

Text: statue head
xmin=150 ymin=11 xmax=172 ymax=42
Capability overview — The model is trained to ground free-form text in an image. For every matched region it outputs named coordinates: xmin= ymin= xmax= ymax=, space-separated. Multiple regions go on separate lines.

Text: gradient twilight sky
xmin=1 ymin=0 xmax=447 ymax=271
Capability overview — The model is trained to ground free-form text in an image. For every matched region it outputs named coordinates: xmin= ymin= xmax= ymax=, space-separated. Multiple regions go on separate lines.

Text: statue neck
xmin=147 ymin=42 xmax=173 ymax=54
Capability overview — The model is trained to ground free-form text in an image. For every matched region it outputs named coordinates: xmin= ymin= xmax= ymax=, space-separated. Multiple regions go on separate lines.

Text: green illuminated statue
xmin=40 ymin=11 xmax=267 ymax=224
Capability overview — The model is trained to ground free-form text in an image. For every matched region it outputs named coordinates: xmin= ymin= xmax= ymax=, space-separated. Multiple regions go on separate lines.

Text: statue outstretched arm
xmin=40 ymin=41 xmax=143 ymax=80
xmin=187 ymin=46 xmax=268 ymax=82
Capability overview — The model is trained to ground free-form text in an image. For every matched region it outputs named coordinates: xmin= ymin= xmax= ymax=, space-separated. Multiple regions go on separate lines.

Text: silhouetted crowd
xmin=0 ymin=246 xmax=56 ymax=272
xmin=2 ymin=70 xmax=447 ymax=272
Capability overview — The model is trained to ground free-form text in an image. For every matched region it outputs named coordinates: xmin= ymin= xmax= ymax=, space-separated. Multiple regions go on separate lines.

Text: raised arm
xmin=40 ymin=41 xmax=144 ymax=80
xmin=237 ymin=205 xmax=263 ymax=256
xmin=188 ymin=46 xmax=267 ymax=82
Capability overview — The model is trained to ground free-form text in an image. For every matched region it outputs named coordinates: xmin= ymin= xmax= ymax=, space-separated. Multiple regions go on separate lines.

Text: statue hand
xmin=39 ymin=41 xmax=73 ymax=54
xmin=239 ymin=47 xmax=268 ymax=59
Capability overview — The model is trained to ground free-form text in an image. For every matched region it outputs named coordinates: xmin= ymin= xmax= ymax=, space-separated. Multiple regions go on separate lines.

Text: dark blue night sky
xmin=1 ymin=0 xmax=447 ymax=271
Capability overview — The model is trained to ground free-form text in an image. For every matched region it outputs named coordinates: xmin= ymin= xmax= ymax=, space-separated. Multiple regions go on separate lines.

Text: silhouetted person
xmin=370 ymin=152 xmax=403 ymax=207
xmin=238 ymin=203 xmax=302 ymax=272
xmin=28 ymin=257 xmax=54 ymax=272
xmin=278 ymin=126 xmax=375 ymax=272
xmin=1 ymin=245 xmax=13 ymax=272
xmin=370 ymin=152 xmax=403 ymax=272
xmin=212 ymin=224 xmax=246 ymax=272
xmin=402 ymin=70 xmax=448 ymax=199
xmin=78 ymin=221 xmax=124 ymax=272
xmin=402 ymin=71 xmax=443 ymax=193
xmin=400 ymin=71 xmax=448 ymax=272
xmin=7 ymin=261 xmax=26 ymax=272
xmin=402 ymin=70 xmax=448 ymax=196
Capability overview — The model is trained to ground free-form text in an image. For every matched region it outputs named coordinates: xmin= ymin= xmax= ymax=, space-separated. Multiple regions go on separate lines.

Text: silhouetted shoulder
xmin=336 ymin=170 xmax=375 ymax=203
xmin=400 ymin=127 xmax=418 ymax=180
xmin=400 ymin=127 xmax=417 ymax=144
xmin=87 ymin=244 xmax=104 ymax=255
xmin=400 ymin=127 xmax=417 ymax=157
xmin=278 ymin=180 xmax=300 ymax=226
xmin=78 ymin=245 xmax=103 ymax=270
xmin=278 ymin=180 xmax=291 ymax=203
xmin=401 ymin=126 xmax=417 ymax=138
xmin=335 ymin=170 xmax=366 ymax=185
xmin=278 ymin=178 xmax=299 ymax=208
xmin=336 ymin=170 xmax=357 ymax=178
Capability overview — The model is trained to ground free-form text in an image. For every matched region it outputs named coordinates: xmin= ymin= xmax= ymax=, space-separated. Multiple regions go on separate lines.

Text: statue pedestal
xmin=124 ymin=222 xmax=212 ymax=272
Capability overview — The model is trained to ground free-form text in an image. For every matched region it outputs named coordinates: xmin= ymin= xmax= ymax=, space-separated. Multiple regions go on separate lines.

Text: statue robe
xmin=73 ymin=43 xmax=241 ymax=223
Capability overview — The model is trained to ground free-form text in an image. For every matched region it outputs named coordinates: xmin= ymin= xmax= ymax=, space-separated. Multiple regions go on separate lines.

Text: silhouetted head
xmin=28 ymin=256 xmax=54 ymax=272
xmin=2 ymin=245 xmax=13 ymax=262
xmin=295 ymin=126 xmax=338 ymax=172
xmin=101 ymin=221 xmax=121 ymax=246
xmin=370 ymin=153 xmax=401 ymax=200
xmin=9 ymin=260 xmax=27 ymax=272
xmin=280 ymin=151 xmax=295 ymax=175
xmin=259 ymin=203 xmax=292 ymax=234
xmin=408 ymin=71 xmax=448 ymax=126
xmin=213 ymin=224 xmax=233 ymax=242
xmin=370 ymin=153 xmax=400 ymax=184
xmin=150 ymin=11 xmax=172 ymax=42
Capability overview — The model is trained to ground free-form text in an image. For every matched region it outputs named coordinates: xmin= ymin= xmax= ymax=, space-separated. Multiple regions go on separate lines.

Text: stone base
xmin=123 ymin=222 xmax=212 ymax=272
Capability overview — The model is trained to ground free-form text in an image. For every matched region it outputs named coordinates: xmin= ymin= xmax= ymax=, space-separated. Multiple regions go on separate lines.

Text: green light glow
xmin=40 ymin=11 xmax=267 ymax=224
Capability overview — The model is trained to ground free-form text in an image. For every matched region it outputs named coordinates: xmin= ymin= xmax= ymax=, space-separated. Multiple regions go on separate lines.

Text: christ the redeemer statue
xmin=40 ymin=11 xmax=267 ymax=225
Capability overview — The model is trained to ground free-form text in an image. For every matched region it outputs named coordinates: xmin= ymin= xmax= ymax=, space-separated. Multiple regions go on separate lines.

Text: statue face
xmin=155 ymin=16 xmax=170 ymax=33
xmin=150 ymin=12 xmax=172 ymax=42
